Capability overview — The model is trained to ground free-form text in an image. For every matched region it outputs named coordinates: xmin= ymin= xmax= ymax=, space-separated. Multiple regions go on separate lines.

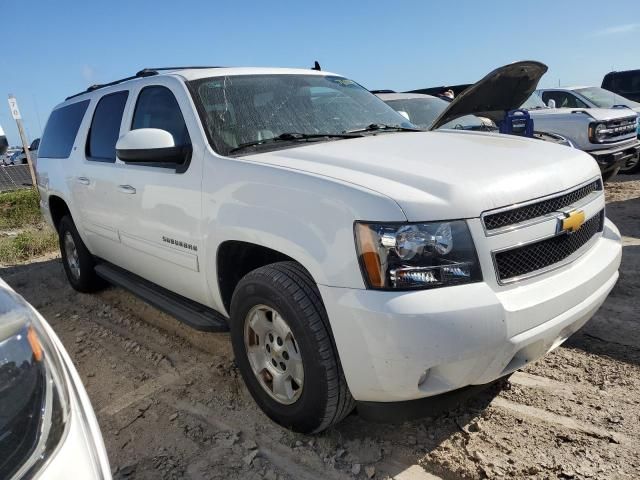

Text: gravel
xmin=3 ymin=174 xmax=640 ymax=479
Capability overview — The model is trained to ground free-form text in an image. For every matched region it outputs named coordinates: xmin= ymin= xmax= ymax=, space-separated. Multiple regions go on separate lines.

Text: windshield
xmin=575 ymin=87 xmax=640 ymax=109
xmin=521 ymin=93 xmax=547 ymax=109
xmin=188 ymin=74 xmax=415 ymax=155
xmin=384 ymin=97 xmax=448 ymax=128
xmin=384 ymin=96 xmax=491 ymax=131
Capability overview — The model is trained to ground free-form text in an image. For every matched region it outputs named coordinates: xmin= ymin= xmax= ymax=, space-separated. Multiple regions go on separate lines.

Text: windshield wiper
xmin=229 ymin=132 xmax=361 ymax=154
xmin=344 ymin=123 xmax=424 ymax=134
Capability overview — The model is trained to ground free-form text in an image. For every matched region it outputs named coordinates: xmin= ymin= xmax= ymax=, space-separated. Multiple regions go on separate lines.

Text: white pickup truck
xmin=36 ymin=66 xmax=622 ymax=433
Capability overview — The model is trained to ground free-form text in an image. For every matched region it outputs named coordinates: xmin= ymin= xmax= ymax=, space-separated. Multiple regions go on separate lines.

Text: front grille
xmin=483 ymin=180 xmax=602 ymax=231
xmin=601 ymin=116 xmax=637 ymax=141
xmin=494 ymin=210 xmax=603 ymax=282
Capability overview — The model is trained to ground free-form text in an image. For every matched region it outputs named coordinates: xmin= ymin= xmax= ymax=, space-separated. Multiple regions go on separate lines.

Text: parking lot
xmin=0 ymin=175 xmax=637 ymax=480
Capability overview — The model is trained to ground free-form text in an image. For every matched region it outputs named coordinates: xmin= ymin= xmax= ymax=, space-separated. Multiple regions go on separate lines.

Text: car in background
xmin=0 ymin=278 xmax=111 ymax=479
xmin=602 ymin=69 xmax=640 ymax=102
xmin=523 ymin=94 xmax=640 ymax=178
xmin=407 ymin=62 xmax=640 ymax=181
xmin=0 ymin=125 xmax=7 ymax=158
xmin=376 ymin=91 xmax=574 ymax=147
xmin=537 ymin=86 xmax=640 ymax=173
xmin=537 ymin=86 xmax=640 ymax=113
xmin=8 ymin=138 xmax=40 ymax=166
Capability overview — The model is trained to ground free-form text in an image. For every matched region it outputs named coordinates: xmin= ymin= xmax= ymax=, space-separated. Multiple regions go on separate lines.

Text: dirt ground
xmin=3 ymin=175 xmax=640 ymax=480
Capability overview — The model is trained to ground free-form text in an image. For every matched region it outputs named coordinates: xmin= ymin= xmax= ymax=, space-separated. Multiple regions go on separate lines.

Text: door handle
xmin=117 ymin=185 xmax=136 ymax=194
xmin=77 ymin=176 xmax=90 ymax=185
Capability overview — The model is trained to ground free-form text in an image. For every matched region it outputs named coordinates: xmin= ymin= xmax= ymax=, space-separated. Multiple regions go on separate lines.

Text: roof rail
xmin=369 ymin=89 xmax=396 ymax=94
xmin=65 ymin=66 xmax=222 ymax=101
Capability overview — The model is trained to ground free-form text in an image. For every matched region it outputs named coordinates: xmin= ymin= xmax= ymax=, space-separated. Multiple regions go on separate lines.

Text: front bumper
xmin=320 ymin=218 xmax=621 ymax=403
xmin=587 ymin=140 xmax=640 ymax=173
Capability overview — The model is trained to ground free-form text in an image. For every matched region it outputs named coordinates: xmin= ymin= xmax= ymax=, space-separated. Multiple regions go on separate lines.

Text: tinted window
xmin=87 ymin=91 xmax=128 ymax=162
xmin=39 ymin=100 xmax=90 ymax=159
xmin=131 ymin=86 xmax=190 ymax=146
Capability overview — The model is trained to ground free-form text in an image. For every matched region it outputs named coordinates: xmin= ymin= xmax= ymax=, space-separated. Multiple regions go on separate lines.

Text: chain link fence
xmin=0 ymin=165 xmax=34 ymax=192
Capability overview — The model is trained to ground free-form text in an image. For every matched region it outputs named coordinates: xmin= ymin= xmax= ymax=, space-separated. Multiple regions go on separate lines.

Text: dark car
xmin=602 ymin=69 xmax=640 ymax=102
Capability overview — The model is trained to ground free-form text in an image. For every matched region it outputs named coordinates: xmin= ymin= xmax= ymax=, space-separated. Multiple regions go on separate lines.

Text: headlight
xmin=0 ymin=295 xmax=69 ymax=480
xmin=355 ymin=220 xmax=482 ymax=290
xmin=589 ymin=122 xmax=608 ymax=143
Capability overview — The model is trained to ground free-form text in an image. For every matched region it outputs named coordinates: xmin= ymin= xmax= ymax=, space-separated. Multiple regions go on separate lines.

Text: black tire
xmin=230 ymin=261 xmax=355 ymax=433
xmin=619 ymin=154 xmax=640 ymax=174
xmin=58 ymin=215 xmax=104 ymax=292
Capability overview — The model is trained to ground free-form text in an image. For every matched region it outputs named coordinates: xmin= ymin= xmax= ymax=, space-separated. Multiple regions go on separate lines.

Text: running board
xmin=94 ymin=263 xmax=229 ymax=332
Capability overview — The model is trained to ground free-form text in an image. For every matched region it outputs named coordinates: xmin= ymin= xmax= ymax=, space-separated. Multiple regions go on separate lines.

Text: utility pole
xmin=7 ymin=94 xmax=38 ymax=190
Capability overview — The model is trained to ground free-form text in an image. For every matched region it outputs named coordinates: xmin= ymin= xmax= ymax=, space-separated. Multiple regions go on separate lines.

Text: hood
xmin=245 ymin=131 xmax=600 ymax=221
xmin=430 ymin=61 xmax=548 ymax=130
xmin=527 ymin=107 xmax=639 ymax=121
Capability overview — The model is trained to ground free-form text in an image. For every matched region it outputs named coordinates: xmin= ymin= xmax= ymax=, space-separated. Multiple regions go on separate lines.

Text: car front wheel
xmin=230 ymin=261 xmax=355 ymax=433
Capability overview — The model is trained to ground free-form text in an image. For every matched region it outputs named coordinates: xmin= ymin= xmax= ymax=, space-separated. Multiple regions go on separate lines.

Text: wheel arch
xmin=216 ymin=240 xmax=310 ymax=315
xmin=48 ymin=194 xmax=72 ymax=230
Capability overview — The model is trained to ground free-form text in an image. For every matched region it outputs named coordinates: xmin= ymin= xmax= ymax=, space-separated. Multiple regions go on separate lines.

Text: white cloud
xmin=81 ymin=65 xmax=96 ymax=82
xmin=593 ymin=23 xmax=640 ymax=36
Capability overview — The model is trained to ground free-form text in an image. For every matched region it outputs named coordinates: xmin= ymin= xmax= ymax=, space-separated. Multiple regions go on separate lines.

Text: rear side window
xmin=131 ymin=86 xmax=190 ymax=146
xmin=86 ymin=91 xmax=129 ymax=162
xmin=39 ymin=100 xmax=90 ymax=159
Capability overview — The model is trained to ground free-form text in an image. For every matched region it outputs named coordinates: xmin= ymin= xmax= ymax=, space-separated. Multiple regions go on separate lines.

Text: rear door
xmin=72 ymin=90 xmax=129 ymax=261
xmin=115 ymin=78 xmax=208 ymax=305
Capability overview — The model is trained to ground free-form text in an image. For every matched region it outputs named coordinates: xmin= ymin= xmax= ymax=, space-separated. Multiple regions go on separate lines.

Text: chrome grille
xmin=483 ymin=180 xmax=602 ymax=231
xmin=494 ymin=210 xmax=604 ymax=282
xmin=601 ymin=116 xmax=637 ymax=141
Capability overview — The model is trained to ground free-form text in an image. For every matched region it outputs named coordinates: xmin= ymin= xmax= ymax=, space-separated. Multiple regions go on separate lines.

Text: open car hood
xmin=429 ymin=61 xmax=548 ymax=130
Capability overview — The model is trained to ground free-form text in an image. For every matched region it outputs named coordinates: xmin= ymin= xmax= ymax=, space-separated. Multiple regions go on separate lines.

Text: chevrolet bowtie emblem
xmin=560 ymin=209 xmax=586 ymax=234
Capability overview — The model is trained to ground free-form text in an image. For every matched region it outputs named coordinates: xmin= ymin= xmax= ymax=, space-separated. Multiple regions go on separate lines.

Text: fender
xmin=200 ymin=155 xmax=406 ymax=312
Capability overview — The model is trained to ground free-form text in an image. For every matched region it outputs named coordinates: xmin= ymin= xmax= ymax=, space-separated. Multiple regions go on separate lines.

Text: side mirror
xmin=547 ymin=99 xmax=556 ymax=108
xmin=397 ymin=111 xmax=411 ymax=121
xmin=116 ymin=128 xmax=191 ymax=164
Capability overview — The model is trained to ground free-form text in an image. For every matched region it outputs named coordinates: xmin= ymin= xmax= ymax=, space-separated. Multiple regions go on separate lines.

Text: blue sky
xmin=1 ymin=0 xmax=638 ymax=145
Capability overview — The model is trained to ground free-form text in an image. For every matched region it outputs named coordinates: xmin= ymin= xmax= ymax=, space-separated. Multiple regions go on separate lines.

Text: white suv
xmin=36 ymin=67 xmax=622 ymax=433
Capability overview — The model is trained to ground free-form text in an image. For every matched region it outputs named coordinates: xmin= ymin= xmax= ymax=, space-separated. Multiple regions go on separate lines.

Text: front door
xmin=115 ymin=79 xmax=208 ymax=305
xmin=72 ymin=91 xmax=129 ymax=262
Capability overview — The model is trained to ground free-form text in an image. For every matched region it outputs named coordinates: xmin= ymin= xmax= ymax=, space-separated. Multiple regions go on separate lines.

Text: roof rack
xmin=65 ymin=66 xmax=222 ymax=100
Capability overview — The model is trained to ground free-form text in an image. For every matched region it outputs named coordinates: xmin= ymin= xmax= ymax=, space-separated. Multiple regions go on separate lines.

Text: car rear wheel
xmin=58 ymin=216 xmax=104 ymax=292
xmin=230 ymin=261 xmax=355 ymax=433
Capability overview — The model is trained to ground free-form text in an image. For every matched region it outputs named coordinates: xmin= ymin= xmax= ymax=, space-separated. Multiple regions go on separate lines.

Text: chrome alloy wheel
xmin=63 ymin=232 xmax=80 ymax=280
xmin=244 ymin=305 xmax=304 ymax=405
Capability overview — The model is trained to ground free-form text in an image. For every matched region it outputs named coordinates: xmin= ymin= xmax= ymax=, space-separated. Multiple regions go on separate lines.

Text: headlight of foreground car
xmin=0 ymin=302 xmax=70 ymax=480
xmin=355 ymin=220 xmax=482 ymax=290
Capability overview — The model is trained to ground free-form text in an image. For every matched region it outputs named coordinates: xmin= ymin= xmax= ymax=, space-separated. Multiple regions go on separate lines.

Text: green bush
xmin=0 ymin=228 xmax=58 ymax=263
xmin=0 ymin=188 xmax=42 ymax=229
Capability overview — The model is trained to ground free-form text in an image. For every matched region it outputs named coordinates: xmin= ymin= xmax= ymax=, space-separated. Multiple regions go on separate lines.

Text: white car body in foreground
xmin=0 ymin=279 xmax=110 ymax=479
xmin=36 ymin=67 xmax=621 ymax=432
